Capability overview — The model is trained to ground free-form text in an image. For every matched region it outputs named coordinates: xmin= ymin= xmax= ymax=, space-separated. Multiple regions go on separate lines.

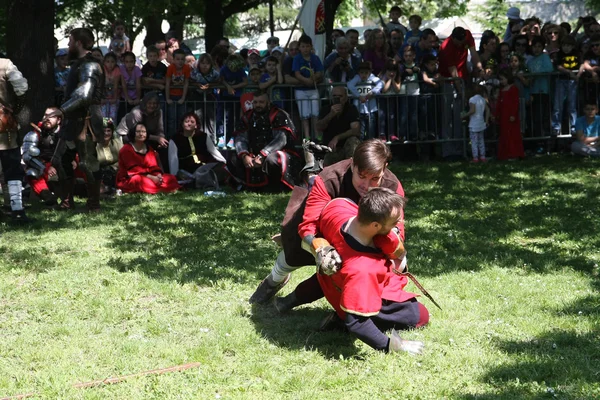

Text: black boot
xmin=39 ymin=189 xmax=57 ymax=206
xmin=86 ymin=180 xmax=101 ymax=212
xmin=273 ymin=291 xmax=301 ymax=314
xmin=58 ymin=179 xmax=75 ymax=210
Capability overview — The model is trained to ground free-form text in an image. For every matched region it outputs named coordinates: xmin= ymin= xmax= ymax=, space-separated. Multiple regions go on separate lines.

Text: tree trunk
xmin=204 ymin=0 xmax=224 ymax=53
xmin=143 ymin=15 xmax=166 ymax=47
xmin=6 ymin=0 xmax=55 ymax=135
xmin=324 ymin=0 xmax=342 ymax=56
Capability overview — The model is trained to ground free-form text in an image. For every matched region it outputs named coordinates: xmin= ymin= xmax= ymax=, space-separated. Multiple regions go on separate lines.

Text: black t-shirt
xmin=318 ymin=102 xmax=360 ymax=145
xmin=141 ymin=62 xmax=167 ymax=81
xmin=554 ymin=51 xmax=580 ymax=79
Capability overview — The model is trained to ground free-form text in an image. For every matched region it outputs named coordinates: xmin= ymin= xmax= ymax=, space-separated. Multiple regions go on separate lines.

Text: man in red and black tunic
xmin=249 ymin=139 xmax=407 ymax=309
xmin=230 ymin=90 xmax=301 ymax=191
xmin=314 ymin=188 xmax=428 ymax=353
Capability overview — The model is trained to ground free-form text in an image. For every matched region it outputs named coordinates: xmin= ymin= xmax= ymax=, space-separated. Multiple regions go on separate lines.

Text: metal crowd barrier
xmin=54 ymin=70 xmax=586 ymax=159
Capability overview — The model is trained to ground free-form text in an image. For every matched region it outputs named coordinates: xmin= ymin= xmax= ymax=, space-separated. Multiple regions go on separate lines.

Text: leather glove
xmin=388 ymin=329 xmax=424 ymax=355
xmin=302 ymin=235 xmax=342 ymax=275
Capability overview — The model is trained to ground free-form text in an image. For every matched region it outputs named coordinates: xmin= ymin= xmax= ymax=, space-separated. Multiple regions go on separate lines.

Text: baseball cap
xmin=506 ymin=7 xmax=521 ymax=21
xmin=248 ymin=49 xmax=260 ymax=56
xmin=271 ymin=46 xmax=284 ymax=54
xmin=55 ymin=49 xmax=68 ymax=57
xmin=451 ymin=27 xmax=466 ymax=41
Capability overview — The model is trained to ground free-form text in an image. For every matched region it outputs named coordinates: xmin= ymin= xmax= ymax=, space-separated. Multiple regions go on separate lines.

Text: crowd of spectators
xmin=41 ymin=7 xmax=600 ymax=204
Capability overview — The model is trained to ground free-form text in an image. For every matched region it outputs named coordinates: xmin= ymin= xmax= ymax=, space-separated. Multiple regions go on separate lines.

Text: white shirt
xmin=468 ymin=94 xmax=487 ymax=132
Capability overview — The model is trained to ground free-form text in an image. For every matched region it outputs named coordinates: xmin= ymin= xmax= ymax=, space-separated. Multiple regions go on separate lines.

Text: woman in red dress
xmin=116 ymin=123 xmax=181 ymax=194
xmin=496 ymin=69 xmax=525 ymax=160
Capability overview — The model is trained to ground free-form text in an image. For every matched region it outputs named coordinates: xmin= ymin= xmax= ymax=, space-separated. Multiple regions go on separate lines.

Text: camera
xmin=332 ymin=96 xmax=341 ymax=105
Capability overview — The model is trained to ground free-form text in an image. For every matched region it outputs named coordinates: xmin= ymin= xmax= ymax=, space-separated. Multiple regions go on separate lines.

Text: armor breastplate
xmin=248 ymin=113 xmax=272 ymax=152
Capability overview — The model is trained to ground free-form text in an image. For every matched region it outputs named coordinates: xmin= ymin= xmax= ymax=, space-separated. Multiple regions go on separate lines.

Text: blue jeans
xmin=399 ymin=95 xmax=419 ymax=141
xmin=167 ymin=96 xmax=186 ymax=139
xmin=552 ymin=79 xmax=577 ymax=132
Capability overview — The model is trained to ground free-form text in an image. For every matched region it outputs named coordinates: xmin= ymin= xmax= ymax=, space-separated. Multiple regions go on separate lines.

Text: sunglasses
xmin=592 ymin=43 xmax=600 ymax=48
xmin=549 ymin=31 xmax=560 ymax=36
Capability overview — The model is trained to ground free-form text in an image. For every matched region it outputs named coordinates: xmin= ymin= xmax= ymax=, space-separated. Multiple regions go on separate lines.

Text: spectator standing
xmin=526 ymin=36 xmax=553 ymax=138
xmin=109 ymin=38 xmax=126 ymax=64
xmin=119 ymin=51 xmax=142 ymax=121
xmin=438 ymin=27 xmax=482 ymax=159
xmin=111 ymin=20 xmax=131 ymax=52
xmin=379 ymin=59 xmax=401 ymax=142
xmin=189 ymin=53 xmax=220 ymax=143
xmin=116 ymin=91 xmax=167 ymax=148
xmin=345 ymin=29 xmax=362 ymax=58
xmin=508 ymin=52 xmax=530 ymax=135
xmin=543 ymin=24 xmax=565 ymax=61
xmin=155 ymin=40 xmax=169 ymax=66
xmin=388 ymin=29 xmax=404 ymax=59
xmin=464 ymin=84 xmax=489 ymax=162
xmin=54 ymin=49 xmax=69 ymax=105
xmin=347 ymin=61 xmax=383 ymax=140
xmin=165 ymin=49 xmax=191 ymax=139
xmin=504 ymin=7 xmax=524 ymax=43
xmin=581 ymin=34 xmax=600 ymax=106
xmin=419 ymin=54 xmax=441 ymax=139
xmin=398 ymin=45 xmax=420 ymax=141
xmin=496 ymin=70 xmax=524 ymax=160
xmin=324 ymin=37 xmax=361 ymax=84
xmin=362 ymin=28 xmax=389 ymax=76
xmin=166 ymin=38 xmax=180 ymax=65
xmin=259 ymin=56 xmax=284 ymax=108
xmin=102 ymin=52 xmax=121 ymax=121
xmin=407 ymin=29 xmax=438 ymax=68
xmin=552 ymin=35 xmax=581 ymax=135
xmin=404 ymin=15 xmax=423 ymax=47
xmin=386 ymin=5 xmax=407 ymax=35
xmin=293 ymin=35 xmax=324 ymax=140
xmin=571 ymin=103 xmax=600 ymax=157
xmin=141 ymin=46 xmax=167 ymax=103
xmin=219 ymin=54 xmax=247 ymax=148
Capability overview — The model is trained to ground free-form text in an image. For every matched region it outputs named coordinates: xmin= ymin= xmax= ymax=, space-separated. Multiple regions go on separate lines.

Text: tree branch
xmin=223 ymin=0 xmax=267 ymax=19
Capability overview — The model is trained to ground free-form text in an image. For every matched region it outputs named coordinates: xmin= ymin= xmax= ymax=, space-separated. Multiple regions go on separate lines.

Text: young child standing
xmin=508 ymin=52 xmax=529 ymax=134
xmin=293 ymin=35 xmax=324 ymax=140
xmin=259 ymin=56 xmax=284 ymax=108
xmin=386 ymin=5 xmax=408 ymax=35
xmin=219 ymin=54 xmax=247 ymax=148
xmin=102 ymin=52 xmax=121 ymax=122
xmin=526 ymin=36 xmax=554 ymax=138
xmin=552 ymin=35 xmax=581 ymax=135
xmin=379 ymin=59 xmax=401 ymax=142
xmin=189 ymin=53 xmax=220 ymax=143
xmin=419 ymin=54 xmax=441 ymax=139
xmin=464 ymin=84 xmax=489 ymax=162
xmin=404 ymin=15 xmax=423 ymax=46
xmin=119 ymin=51 xmax=142 ymax=121
xmin=111 ymin=20 xmax=131 ymax=52
xmin=54 ymin=49 xmax=70 ymax=105
xmin=347 ymin=61 xmax=383 ymax=139
xmin=141 ymin=46 xmax=167 ymax=95
xmin=399 ymin=45 xmax=421 ymax=140
xmin=165 ymin=49 xmax=191 ymax=139
xmin=496 ymin=69 xmax=525 ymax=160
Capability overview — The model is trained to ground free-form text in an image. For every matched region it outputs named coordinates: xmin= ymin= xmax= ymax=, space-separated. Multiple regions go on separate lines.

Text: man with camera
xmin=323 ymin=37 xmax=361 ymax=84
xmin=316 ymin=85 xmax=361 ymax=166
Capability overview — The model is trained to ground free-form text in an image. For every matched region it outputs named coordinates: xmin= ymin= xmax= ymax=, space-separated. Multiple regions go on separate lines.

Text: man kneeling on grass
xmin=304 ymin=187 xmax=428 ymax=353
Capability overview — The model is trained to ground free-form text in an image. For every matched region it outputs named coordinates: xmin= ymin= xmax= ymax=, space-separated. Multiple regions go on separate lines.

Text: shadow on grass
xmin=104 ymin=191 xmax=291 ymax=286
xmin=248 ymin=303 xmax=362 ymax=360
xmin=455 ymin=328 xmax=600 ymax=399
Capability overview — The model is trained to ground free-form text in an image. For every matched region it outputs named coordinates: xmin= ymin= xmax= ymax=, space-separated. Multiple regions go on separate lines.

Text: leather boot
xmin=273 ymin=291 xmax=301 ymax=314
xmin=39 ymin=189 xmax=57 ymax=206
xmin=58 ymin=179 xmax=75 ymax=210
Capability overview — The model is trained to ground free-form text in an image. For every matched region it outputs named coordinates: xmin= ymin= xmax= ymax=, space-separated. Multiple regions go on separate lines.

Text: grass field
xmin=0 ymin=155 xmax=599 ymax=399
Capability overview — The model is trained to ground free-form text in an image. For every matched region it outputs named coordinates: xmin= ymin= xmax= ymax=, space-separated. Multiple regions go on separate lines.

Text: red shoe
xmin=471 ymin=158 xmax=479 ymax=163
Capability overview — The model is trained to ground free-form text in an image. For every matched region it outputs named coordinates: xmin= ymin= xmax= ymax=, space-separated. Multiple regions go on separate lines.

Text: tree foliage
xmin=472 ymin=0 xmax=508 ymax=38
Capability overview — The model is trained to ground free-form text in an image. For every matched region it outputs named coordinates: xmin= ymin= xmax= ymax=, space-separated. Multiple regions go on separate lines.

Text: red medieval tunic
xmin=116 ymin=143 xmax=181 ymax=194
xmin=316 ymin=198 xmax=416 ymax=320
xmin=496 ymin=84 xmax=525 ymax=160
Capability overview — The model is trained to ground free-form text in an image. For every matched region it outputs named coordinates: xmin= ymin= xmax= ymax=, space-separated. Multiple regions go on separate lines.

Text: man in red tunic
xmin=249 ymin=140 xmax=406 ymax=308
xmin=316 ymin=188 xmax=428 ymax=352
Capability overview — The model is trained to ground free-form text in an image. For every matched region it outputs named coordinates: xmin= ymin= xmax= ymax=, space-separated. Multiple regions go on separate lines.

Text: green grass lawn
xmin=1 ymin=155 xmax=599 ymax=399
